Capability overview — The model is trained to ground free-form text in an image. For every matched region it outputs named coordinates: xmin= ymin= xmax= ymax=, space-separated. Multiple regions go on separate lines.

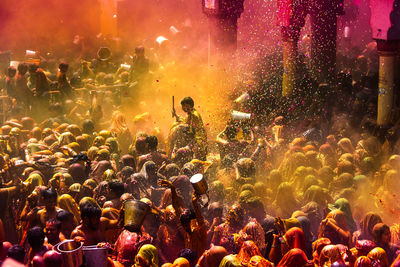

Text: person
xmin=196 ymin=245 xmax=228 ymax=267
xmin=239 ymin=220 xmax=266 ymax=254
xmin=211 ymin=204 xmax=246 ymax=254
xmin=114 ymin=228 xmax=153 ymax=267
xmin=109 ymin=111 xmax=132 ymax=155
xmin=34 ymin=68 xmax=50 ymax=100
xmin=219 ymin=254 xmax=242 ymax=267
xmin=318 ymin=210 xmax=352 ymax=247
xmin=131 ymin=45 xmax=150 ymax=82
xmin=103 ymin=179 xmax=125 ymax=209
xmin=134 ymin=244 xmax=159 ymax=267
xmin=276 ymin=248 xmax=311 ymax=267
xmin=137 ymin=136 xmax=169 ymax=171
xmin=156 ymin=180 xmax=186 ymax=262
xmin=138 ymin=161 xmax=166 ymax=206
xmin=171 ymin=257 xmax=191 ymax=267
xmin=354 ymin=256 xmax=373 ymax=266
xmin=92 ymin=47 xmax=115 ymax=74
xmin=179 ymin=193 xmax=208 ymax=259
xmin=26 ymin=227 xmax=50 ymax=266
xmin=57 ymin=62 xmax=73 ymax=99
xmin=269 ymin=226 xmax=306 ymax=264
xmin=237 ymin=240 xmax=263 ymax=266
xmin=7 ymin=245 xmax=26 ymax=264
xmin=34 ymin=188 xmax=62 ymax=228
xmin=367 ymin=247 xmax=389 ymax=267
xmin=15 ymin=63 xmax=32 ymax=109
xmin=372 ymin=223 xmax=400 ymax=264
xmin=0 ymin=177 xmax=22 ymax=244
xmin=352 ymin=212 xmax=382 ymax=244
xmin=248 ymin=255 xmax=273 ymax=267
xmin=57 ymin=194 xmax=81 ymax=226
xmin=329 ymin=198 xmax=357 ymax=233
xmin=44 ymin=219 xmax=61 ymax=245
xmin=56 ymin=210 xmax=75 ymax=240
xmin=173 ymin=97 xmax=208 ymax=160
xmin=5 ymin=66 xmax=17 ymax=99
xmin=216 ymin=124 xmax=245 ymax=160
xmin=272 ymin=182 xmax=300 ymax=218
xmin=71 ymin=204 xmax=121 ymax=246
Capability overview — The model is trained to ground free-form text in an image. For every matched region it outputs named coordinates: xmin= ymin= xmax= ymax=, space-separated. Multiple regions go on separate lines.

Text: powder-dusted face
xmin=181 ymin=103 xmax=192 ymax=113
xmin=165 ymin=205 xmax=176 ymax=223
xmin=45 ymin=221 xmax=59 ymax=240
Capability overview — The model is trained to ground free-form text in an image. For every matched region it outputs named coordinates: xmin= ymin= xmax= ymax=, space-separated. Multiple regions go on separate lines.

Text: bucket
xmin=190 ymin=174 xmax=209 ymax=207
xmin=234 ymin=92 xmax=250 ymax=104
xmin=231 ymin=110 xmax=251 ymax=120
xmin=56 ymin=240 xmax=83 ymax=267
xmin=120 ymin=64 xmax=131 ymax=71
xmin=190 ymin=174 xmax=208 ymax=195
xmin=83 ymin=246 xmax=108 ymax=267
xmin=124 ymin=200 xmax=150 ymax=232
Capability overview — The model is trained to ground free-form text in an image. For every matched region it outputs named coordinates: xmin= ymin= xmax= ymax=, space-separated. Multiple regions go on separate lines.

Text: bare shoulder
xmin=71 ymin=226 xmax=84 ymax=238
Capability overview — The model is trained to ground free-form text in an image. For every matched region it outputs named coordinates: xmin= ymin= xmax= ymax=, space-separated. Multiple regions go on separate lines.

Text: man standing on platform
xmin=173 ymin=97 xmax=208 ymax=161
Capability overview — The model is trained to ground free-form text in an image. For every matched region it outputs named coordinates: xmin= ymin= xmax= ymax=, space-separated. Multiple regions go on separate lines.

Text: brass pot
xmin=190 ymin=174 xmax=208 ymax=195
xmin=56 ymin=240 xmax=83 ymax=267
xmin=124 ymin=199 xmax=149 ymax=232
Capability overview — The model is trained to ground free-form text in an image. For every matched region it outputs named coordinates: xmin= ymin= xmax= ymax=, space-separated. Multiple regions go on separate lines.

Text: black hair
xmin=59 ymin=62 xmax=69 ymax=71
xmin=119 ymin=166 xmax=135 ymax=182
xmin=179 ymin=209 xmax=196 ymax=228
xmin=146 ymin=135 xmax=158 ymax=150
xmin=373 ymin=223 xmax=390 ymax=244
xmin=180 ymin=97 xmax=194 ymax=107
xmin=108 ymin=179 xmax=125 ymax=197
xmin=42 ymin=188 xmax=58 ymax=201
xmin=17 ymin=63 xmax=28 ymax=74
xmin=46 ymin=218 xmax=61 ymax=230
xmin=8 ymin=245 xmax=26 ymax=263
xmin=81 ymin=204 xmax=102 ymax=219
xmin=178 ymin=249 xmax=197 ymax=266
xmin=28 ymin=63 xmax=38 ymax=73
xmin=56 ymin=210 xmax=74 ymax=222
xmin=27 ymin=226 xmax=45 ymax=249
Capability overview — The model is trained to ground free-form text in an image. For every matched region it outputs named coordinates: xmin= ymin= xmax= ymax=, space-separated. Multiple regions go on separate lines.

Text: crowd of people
xmin=0 ymin=34 xmax=399 ymax=267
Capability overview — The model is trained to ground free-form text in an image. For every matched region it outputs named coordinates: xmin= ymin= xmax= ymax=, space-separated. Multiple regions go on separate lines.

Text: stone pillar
xmin=282 ymin=40 xmax=297 ymax=96
xmin=376 ymin=41 xmax=399 ymax=125
xmin=202 ymin=0 xmax=244 ymax=59
xmin=369 ymin=0 xmax=400 ymax=125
